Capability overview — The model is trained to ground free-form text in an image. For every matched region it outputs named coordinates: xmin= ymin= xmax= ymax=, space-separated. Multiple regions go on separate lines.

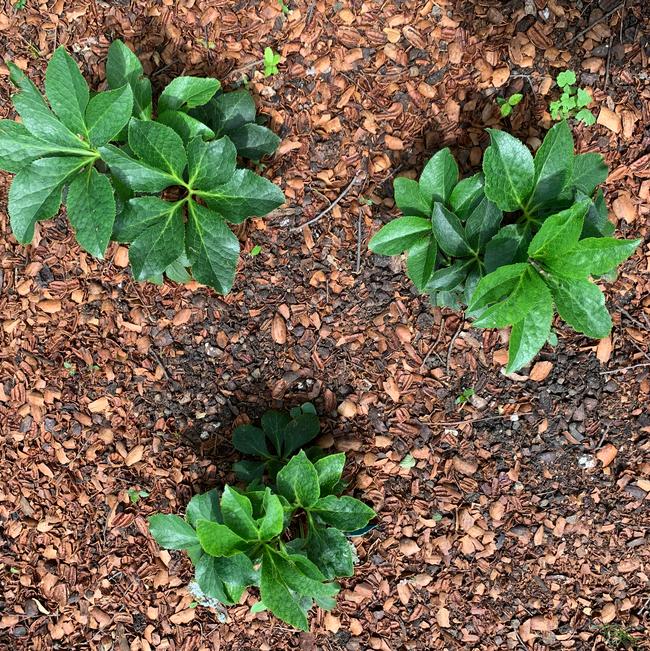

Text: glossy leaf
xmin=157 ymin=110 xmax=215 ymax=143
xmin=506 ymin=291 xmax=553 ymax=373
xmin=276 ymin=450 xmax=320 ymax=508
xmin=99 ymin=144 xmax=177 ymax=192
xmin=221 ymin=487 xmax=259 ymax=541
xmin=571 ymin=152 xmax=608 ymax=196
xmin=449 ymin=173 xmax=484 ymax=220
xmin=483 ymin=223 xmax=531 ymax=272
xmin=431 ymin=202 xmax=473 ymax=257
xmin=310 ymin=495 xmax=375 ymax=531
xmin=314 ymin=453 xmax=346 ymax=496
xmin=419 ymin=147 xmax=458 ymax=204
xmin=369 ymin=216 xmax=432 ymax=255
xmin=148 ymin=514 xmax=198 ymax=549
xmin=232 ymin=424 xmax=270 ymax=457
xmin=227 ymin=123 xmax=281 ymax=160
xmin=158 ymin=76 xmax=220 ymax=113
xmin=464 ymin=196 xmax=502 ymax=251
xmin=305 ymin=524 xmax=354 ymax=579
xmin=187 ymin=136 xmax=237 ymax=190
xmin=196 ymin=520 xmax=248 ymax=557
xmin=0 ymin=120 xmax=68 ymax=173
xmin=406 ymin=235 xmax=437 ymax=292
xmin=393 ymin=177 xmax=431 ymax=217
xmin=85 ymin=85 xmax=134 ymax=146
xmin=186 ymin=489 xmax=222 ymax=527
xmin=128 ymin=119 xmax=187 ymax=178
xmin=527 ymin=200 xmax=590 ymax=260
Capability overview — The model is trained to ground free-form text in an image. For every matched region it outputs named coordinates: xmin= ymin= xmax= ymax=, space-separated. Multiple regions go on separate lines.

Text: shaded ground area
xmin=1 ymin=0 xmax=649 ymax=649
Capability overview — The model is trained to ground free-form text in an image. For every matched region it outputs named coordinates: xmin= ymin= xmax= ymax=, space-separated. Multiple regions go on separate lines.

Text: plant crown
xmin=369 ymin=122 xmax=639 ymax=372
xmin=0 ymin=41 xmax=285 ymax=294
xmin=149 ymin=405 xmax=375 ymax=631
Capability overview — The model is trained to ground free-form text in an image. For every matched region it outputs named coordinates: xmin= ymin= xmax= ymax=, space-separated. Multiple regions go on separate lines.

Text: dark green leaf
xmin=128 ymin=119 xmax=187 ymax=178
xmin=157 ymin=110 xmax=215 ymax=143
xmin=468 ymin=262 xmax=530 ymax=313
xmin=8 ymin=61 xmax=47 ymax=107
xmin=314 ymin=453 xmax=346 ymax=496
xmin=464 ymin=196 xmax=502 ymax=251
xmin=276 ymin=450 xmax=320 ymax=508
xmin=527 ymin=200 xmax=590 ymax=259
xmin=581 ymin=189 xmax=614 ymax=238
xmin=187 ymin=136 xmax=237 ymax=190
xmin=0 ymin=120 xmax=67 ymax=173
xmin=44 ymin=47 xmax=89 ymax=135
xmin=194 ymin=555 xmax=231 ymax=603
xmin=393 ymin=177 xmax=432 ymax=218
xmin=419 ymin=148 xmax=458 ymax=204
xmin=305 ymin=524 xmax=354 ymax=579
xmin=106 ymin=41 xmax=152 ymax=121
xmin=232 ymin=424 xmax=269 ymax=457
xmin=506 ymin=291 xmax=553 ymax=373
xmin=99 ymin=144 xmax=177 ymax=192
xmin=369 ymin=216 xmax=432 ymax=255
xmin=431 ymin=202 xmax=473 ymax=257
xmin=148 ymin=514 xmax=198 ymax=549
xmin=8 ymin=156 xmax=88 ymax=243
xmin=258 ymin=489 xmax=284 ymax=540
xmin=233 ymin=460 xmax=266 ymax=484
xmin=165 ymin=256 xmax=193 ymax=283
xmin=426 ymin=259 xmax=473 ymax=292
xmin=196 ymin=520 xmax=248 ymax=557
xmin=571 ymin=152 xmax=608 ymax=196
xmin=158 ymin=76 xmax=221 ymax=113
xmin=113 ymin=196 xmax=180 ymax=242
xmin=196 ymin=169 xmax=285 ymax=223
xmin=261 ymin=410 xmax=291 ymax=453
xmin=282 ymin=414 xmax=321 ymax=456
xmin=545 ymin=276 xmax=612 ymax=339
xmin=310 ymin=495 xmax=375 ymax=531
xmin=196 ymin=553 xmax=256 ymax=604
xmin=186 ymin=489 xmax=222 ymax=527
xmin=221 ymin=487 xmax=259 ymax=540
xmin=483 ymin=223 xmax=531 ymax=272
xmin=85 ymin=84 xmax=134 ymax=146
xmin=406 ymin=235 xmax=437 ymax=292
xmin=483 ymin=128 xmax=534 ymax=211
xmin=186 ymin=201 xmax=240 ymax=294
xmin=207 ymin=91 xmax=257 ymax=134
xmin=449 ymin=173 xmax=484 ymax=220
xmin=65 ymin=167 xmax=115 ymax=258
xmin=227 ymin=123 xmax=281 ymax=160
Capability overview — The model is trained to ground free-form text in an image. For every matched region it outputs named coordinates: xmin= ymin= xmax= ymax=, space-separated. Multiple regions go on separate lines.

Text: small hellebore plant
xmin=149 ymin=406 xmax=375 ymax=631
xmin=369 ymin=121 xmax=639 ymax=372
xmin=0 ymin=41 xmax=284 ymax=293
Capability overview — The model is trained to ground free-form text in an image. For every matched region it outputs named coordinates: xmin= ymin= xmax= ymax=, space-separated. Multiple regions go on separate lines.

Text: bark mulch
xmin=1 ymin=1 xmax=649 ymax=649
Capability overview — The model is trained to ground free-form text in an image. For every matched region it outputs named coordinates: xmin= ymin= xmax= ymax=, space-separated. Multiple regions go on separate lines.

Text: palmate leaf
xmin=157 ymin=110 xmax=215 ymax=143
xmin=305 ymin=524 xmax=354 ymax=579
xmin=227 ymin=123 xmax=281 ymax=160
xmin=85 ymin=84 xmax=134 ymax=147
xmin=190 ymin=91 xmax=257 ymax=135
xmin=0 ymin=120 xmax=69 ymax=173
xmin=65 ymin=166 xmax=116 ymax=258
xmin=186 ymin=201 xmax=240 ymax=294
xmin=187 ymin=135 xmax=237 ymax=190
xmin=195 ymin=553 xmax=256 ymax=604
xmin=127 ymin=119 xmax=187 ymax=179
xmin=106 ymin=40 xmax=152 ymax=120
xmin=99 ymin=144 xmax=177 ymax=192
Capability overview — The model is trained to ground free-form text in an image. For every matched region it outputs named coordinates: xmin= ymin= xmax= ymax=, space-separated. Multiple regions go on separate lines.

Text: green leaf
xmin=571 ymin=153 xmax=608 ymax=195
xmin=232 ymin=424 xmax=269 ymax=457
xmin=431 ymin=202 xmax=473 ymax=257
xmin=314 ymin=453 xmax=346 ymax=496
xmin=44 ymin=47 xmax=89 ymax=135
xmin=544 ymin=237 xmax=640 ymax=279
xmin=258 ymin=489 xmax=284 ymax=540
xmin=158 ymin=76 xmax=221 ymax=113
xmin=528 ymin=121 xmax=574 ymax=209
xmin=0 ymin=120 xmax=68 ymax=173
xmin=261 ymin=410 xmax=291 ymax=452
xmin=221 ymin=487 xmax=259 ymax=540
xmin=227 ymin=123 xmax=281 ymax=160
xmin=305 ymin=525 xmax=354 ymax=579
xmin=506 ymin=291 xmax=553 ymax=373
xmin=393 ymin=177 xmax=432 ymax=218
xmin=484 ymin=223 xmax=531 ymax=272
xmin=500 ymin=103 xmax=512 ymax=117
xmin=276 ymin=450 xmax=320 ymax=507
xmin=483 ymin=129 xmax=534 ymax=211
xmin=165 ymin=257 xmax=192 ymax=283
xmin=528 ymin=200 xmax=590 ymax=259
xmin=406 ymin=235 xmax=437 ymax=292
xmin=282 ymin=413 xmax=321 ymax=456
xmin=196 ymin=553 xmax=256 ymax=604
xmin=576 ymin=88 xmax=592 ymax=108
xmin=157 ymin=110 xmax=215 ymax=143
xmin=8 ymin=156 xmax=88 ymax=243
xmin=186 ymin=202 xmax=240 ymax=294
xmin=85 ymin=84 xmax=134 ymax=146
xmin=8 ymin=61 xmax=47 ymax=106
xmin=112 ymin=196 xmax=180 ymax=242
xmin=260 ymin=548 xmax=309 ymax=631
xmin=99 ymin=144 xmax=177 ymax=192
xmin=310 ymin=495 xmax=375 ymax=531
xmin=191 ymin=91 xmax=257 ymax=135
xmin=575 ymin=109 xmax=596 ymax=126
xmin=467 ymin=261 xmax=529 ymax=314
xmin=194 ymin=555 xmax=232 ymax=604
xmin=581 ymin=189 xmax=614 ymax=238
xmin=233 ymin=460 xmax=266 ymax=484
xmin=418 ymin=148 xmax=458 ymax=204
xmin=508 ymin=93 xmax=523 ymax=106
xmin=106 ymin=40 xmax=152 ymax=120
xmin=148 ymin=514 xmax=198 ymax=549
xmin=128 ymin=119 xmax=187 ymax=178
xmin=426 ymin=259 xmax=473 ymax=292
xmin=196 ymin=520 xmax=248 ymax=557
xmin=545 ymin=276 xmax=612 ymax=339
xmin=186 ymin=489 xmax=222 ymax=527
xmin=65 ymin=167 xmax=116 ymax=258
xmin=449 ymin=173 xmax=484 ymax=220
xmin=368 ymin=216 xmax=432 ymax=255
xmin=464 ymin=197 xmax=502 ymax=251
xmin=557 ymin=70 xmax=576 ymax=88
xmin=129 ymin=202 xmax=185 ymax=280
xmin=187 ymin=136 xmax=237 ymax=190
xmin=196 ymin=169 xmax=285 ymax=223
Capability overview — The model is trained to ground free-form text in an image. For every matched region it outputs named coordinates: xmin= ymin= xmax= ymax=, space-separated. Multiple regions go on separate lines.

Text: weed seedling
xmin=263 ymin=47 xmax=281 ymax=77
xmin=455 ymin=387 xmax=475 ymax=405
xmin=127 ymin=489 xmax=150 ymax=504
xmin=278 ymin=0 xmax=290 ymax=15
xmin=549 ymin=70 xmax=595 ymax=125
xmin=250 ymin=245 xmax=262 ymax=257
xmin=63 ymin=361 xmax=77 ymax=376
xmin=496 ymin=93 xmax=523 ymax=117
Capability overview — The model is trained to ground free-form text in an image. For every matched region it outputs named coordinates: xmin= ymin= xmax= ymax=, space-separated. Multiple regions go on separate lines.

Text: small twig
xmin=420 ymin=319 xmax=446 ymax=370
xmin=619 ymin=306 xmax=650 ymax=332
xmin=600 ymin=362 xmax=650 ymax=375
xmin=563 ymin=2 xmax=626 ymax=46
xmin=226 ymin=59 xmax=264 ymax=78
xmin=604 ymin=35 xmax=613 ymax=91
xmin=292 ymin=170 xmax=363 ymax=232
xmin=446 ymin=317 xmax=465 ymax=374
xmin=430 ymin=413 xmax=530 ymax=428
xmin=354 ymin=210 xmax=363 ymax=273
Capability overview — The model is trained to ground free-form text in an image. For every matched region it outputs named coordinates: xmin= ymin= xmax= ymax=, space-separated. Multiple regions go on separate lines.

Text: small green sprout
xmin=549 ymin=70 xmax=595 ymax=125
xmin=250 ymin=244 xmax=262 ymax=257
xmin=278 ymin=0 xmax=290 ymax=15
xmin=127 ymin=489 xmax=150 ymax=504
xmin=13 ymin=0 xmax=27 ymax=10
xmin=496 ymin=93 xmax=523 ymax=117
xmin=600 ymin=624 xmax=637 ymax=648
xmin=63 ymin=361 xmax=77 ymax=376
xmin=399 ymin=453 xmax=416 ymax=469
xmin=455 ymin=387 xmax=475 ymax=405
xmin=263 ymin=47 xmax=281 ymax=77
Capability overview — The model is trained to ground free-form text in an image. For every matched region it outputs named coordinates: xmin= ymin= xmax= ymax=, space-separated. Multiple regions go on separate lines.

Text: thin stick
xmin=446 ymin=318 xmax=465 ymax=374
xmin=564 ymin=2 xmax=626 ymax=46
xmin=355 ymin=210 xmax=363 ymax=273
xmin=600 ymin=362 xmax=650 ymax=375
xmin=430 ymin=413 xmax=530 ymax=428
xmin=292 ymin=170 xmax=363 ymax=232
xmin=604 ymin=35 xmax=613 ymax=91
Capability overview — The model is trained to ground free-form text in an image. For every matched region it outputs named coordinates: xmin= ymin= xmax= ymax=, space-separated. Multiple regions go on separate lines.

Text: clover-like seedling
xmin=496 ymin=92 xmax=523 ymax=117
xmin=0 ymin=41 xmax=285 ymax=294
xmin=231 ymin=403 xmax=333 ymax=486
xmin=263 ymin=47 xmax=281 ymax=77
xmin=149 ymin=448 xmax=375 ymax=631
xmin=369 ymin=121 xmax=639 ymax=373
xmin=549 ymin=70 xmax=596 ymax=126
